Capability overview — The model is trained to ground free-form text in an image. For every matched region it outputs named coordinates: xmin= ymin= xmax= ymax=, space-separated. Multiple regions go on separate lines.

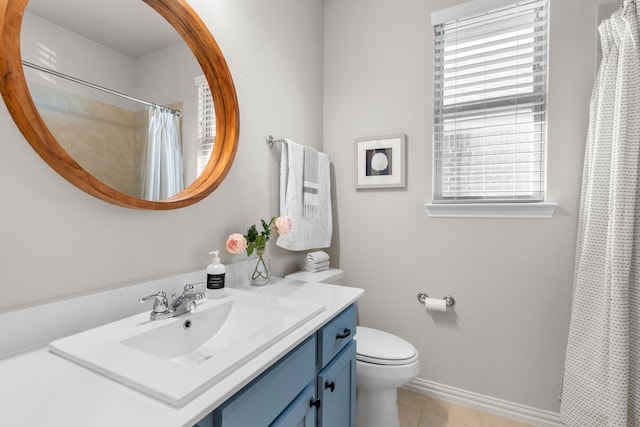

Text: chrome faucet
xmin=139 ymin=283 xmax=206 ymax=321
xmin=171 ymin=283 xmax=206 ymax=316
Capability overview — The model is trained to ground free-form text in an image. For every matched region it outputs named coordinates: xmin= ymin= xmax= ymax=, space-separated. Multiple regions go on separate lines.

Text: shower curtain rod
xmin=22 ymin=60 xmax=182 ymax=116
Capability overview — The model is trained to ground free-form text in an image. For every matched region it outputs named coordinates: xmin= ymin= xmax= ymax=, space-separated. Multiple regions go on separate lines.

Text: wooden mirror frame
xmin=0 ymin=0 xmax=239 ymax=210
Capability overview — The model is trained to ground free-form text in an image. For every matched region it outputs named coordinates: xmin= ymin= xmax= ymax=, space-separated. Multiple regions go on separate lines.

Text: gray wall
xmin=323 ymin=0 xmax=612 ymax=413
xmin=0 ymin=0 xmax=324 ymax=311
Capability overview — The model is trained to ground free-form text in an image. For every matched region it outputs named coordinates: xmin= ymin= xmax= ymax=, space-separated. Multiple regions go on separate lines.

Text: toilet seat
xmin=355 ymin=326 xmax=419 ymax=366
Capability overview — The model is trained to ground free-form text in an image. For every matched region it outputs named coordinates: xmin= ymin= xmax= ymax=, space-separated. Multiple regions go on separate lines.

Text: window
xmin=431 ymin=0 xmax=549 ymax=205
xmin=195 ymin=75 xmax=216 ymax=175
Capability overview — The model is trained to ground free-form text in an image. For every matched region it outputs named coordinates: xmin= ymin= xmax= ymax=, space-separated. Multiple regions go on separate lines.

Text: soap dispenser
xmin=206 ymin=250 xmax=226 ymax=298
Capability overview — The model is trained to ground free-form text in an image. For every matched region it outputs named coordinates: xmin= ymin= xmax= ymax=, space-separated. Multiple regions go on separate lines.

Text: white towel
xmin=302 ymin=261 xmax=330 ymax=273
xmin=277 ymin=140 xmax=332 ymax=251
xmin=303 ymin=259 xmax=330 ymax=269
xmin=305 ymin=251 xmax=330 ymax=264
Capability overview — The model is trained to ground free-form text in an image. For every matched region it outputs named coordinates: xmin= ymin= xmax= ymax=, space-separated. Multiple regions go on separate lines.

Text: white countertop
xmin=0 ymin=277 xmax=364 ymax=427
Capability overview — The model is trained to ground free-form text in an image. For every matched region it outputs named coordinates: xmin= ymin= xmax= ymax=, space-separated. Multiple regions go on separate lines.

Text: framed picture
xmin=355 ymin=133 xmax=406 ymax=189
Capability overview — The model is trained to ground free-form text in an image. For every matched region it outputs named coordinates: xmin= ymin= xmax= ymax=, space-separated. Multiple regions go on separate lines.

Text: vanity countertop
xmin=0 ymin=278 xmax=364 ymax=427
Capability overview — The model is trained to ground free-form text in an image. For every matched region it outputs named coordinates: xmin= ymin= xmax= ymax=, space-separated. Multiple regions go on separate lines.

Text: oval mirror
xmin=0 ymin=0 xmax=239 ymax=209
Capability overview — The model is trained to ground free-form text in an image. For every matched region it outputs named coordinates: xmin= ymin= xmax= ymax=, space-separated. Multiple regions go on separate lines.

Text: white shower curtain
xmin=561 ymin=1 xmax=640 ymax=426
xmin=141 ymin=107 xmax=184 ymax=201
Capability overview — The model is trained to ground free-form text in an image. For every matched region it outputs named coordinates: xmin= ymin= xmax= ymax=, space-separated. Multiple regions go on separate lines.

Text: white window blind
xmin=432 ymin=0 xmax=548 ymax=203
xmin=195 ymin=75 xmax=215 ymax=175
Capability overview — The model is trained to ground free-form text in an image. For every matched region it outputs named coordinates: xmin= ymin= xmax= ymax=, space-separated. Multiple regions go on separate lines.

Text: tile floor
xmin=397 ymin=389 xmax=536 ymax=427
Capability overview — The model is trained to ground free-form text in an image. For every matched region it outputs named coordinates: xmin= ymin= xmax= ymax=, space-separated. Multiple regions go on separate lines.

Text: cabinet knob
xmin=309 ymin=398 xmax=321 ymax=409
xmin=324 ymin=380 xmax=336 ymax=392
xmin=335 ymin=328 xmax=351 ymax=340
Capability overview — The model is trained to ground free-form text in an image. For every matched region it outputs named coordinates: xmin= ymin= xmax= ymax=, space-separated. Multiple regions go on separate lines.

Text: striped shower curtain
xmin=141 ymin=106 xmax=184 ymax=201
xmin=560 ymin=1 xmax=640 ymax=426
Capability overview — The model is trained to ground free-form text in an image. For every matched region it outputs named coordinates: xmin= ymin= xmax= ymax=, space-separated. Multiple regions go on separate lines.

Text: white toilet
xmin=284 ymin=268 xmax=420 ymax=427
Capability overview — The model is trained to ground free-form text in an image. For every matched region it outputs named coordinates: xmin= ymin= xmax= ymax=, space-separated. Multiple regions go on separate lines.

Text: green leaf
xmin=260 ymin=218 xmax=272 ymax=241
xmin=247 ymin=224 xmax=258 ymax=242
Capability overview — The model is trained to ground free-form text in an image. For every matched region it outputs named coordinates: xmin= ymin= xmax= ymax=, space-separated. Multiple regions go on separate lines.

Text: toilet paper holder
xmin=417 ymin=292 xmax=456 ymax=308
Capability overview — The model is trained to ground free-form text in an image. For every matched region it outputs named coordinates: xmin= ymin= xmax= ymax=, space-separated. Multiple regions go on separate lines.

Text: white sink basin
xmin=49 ymin=288 xmax=325 ymax=407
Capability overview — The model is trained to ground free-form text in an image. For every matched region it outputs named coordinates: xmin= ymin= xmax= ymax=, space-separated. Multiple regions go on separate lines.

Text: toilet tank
xmin=284 ymin=268 xmax=345 ymax=285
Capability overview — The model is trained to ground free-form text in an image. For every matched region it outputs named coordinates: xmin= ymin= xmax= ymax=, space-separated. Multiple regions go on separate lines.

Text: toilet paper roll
xmin=424 ymin=297 xmax=448 ymax=312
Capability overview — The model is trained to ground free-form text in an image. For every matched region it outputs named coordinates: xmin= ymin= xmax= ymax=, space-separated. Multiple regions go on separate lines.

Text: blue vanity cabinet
xmin=200 ymin=304 xmax=357 ymax=427
xmin=301 ymin=304 xmax=357 ymax=427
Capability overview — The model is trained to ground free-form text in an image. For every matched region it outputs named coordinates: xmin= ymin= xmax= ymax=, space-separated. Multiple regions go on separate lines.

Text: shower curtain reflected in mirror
xmin=141 ymin=106 xmax=184 ymax=201
xmin=561 ymin=1 xmax=640 ymax=425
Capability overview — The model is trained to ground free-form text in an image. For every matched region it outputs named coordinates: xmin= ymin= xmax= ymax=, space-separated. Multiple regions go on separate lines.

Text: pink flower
xmin=226 ymin=233 xmax=247 ymax=254
xmin=274 ymin=216 xmax=292 ymax=236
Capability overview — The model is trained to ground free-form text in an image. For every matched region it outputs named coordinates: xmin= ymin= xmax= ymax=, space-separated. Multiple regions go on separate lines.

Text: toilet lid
xmin=354 ymin=326 xmax=418 ymax=366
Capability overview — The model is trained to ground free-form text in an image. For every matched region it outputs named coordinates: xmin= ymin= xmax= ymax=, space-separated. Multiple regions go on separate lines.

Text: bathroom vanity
xmin=201 ymin=304 xmax=357 ymax=427
xmin=0 ymin=274 xmax=363 ymax=427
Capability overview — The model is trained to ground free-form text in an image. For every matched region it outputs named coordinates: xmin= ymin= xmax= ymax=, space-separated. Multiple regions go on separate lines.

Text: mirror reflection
xmin=20 ymin=0 xmax=214 ymax=201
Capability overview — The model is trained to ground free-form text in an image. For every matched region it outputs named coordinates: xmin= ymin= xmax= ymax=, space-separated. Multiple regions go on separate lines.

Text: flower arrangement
xmin=226 ymin=216 xmax=292 ymax=256
xmin=226 ymin=216 xmax=292 ymax=285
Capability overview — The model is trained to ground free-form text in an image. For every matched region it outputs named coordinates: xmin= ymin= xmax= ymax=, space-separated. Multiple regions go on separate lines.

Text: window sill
xmin=423 ymin=202 xmax=557 ymax=219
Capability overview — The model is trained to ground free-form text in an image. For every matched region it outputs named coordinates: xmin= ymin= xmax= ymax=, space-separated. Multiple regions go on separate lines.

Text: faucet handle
xmin=138 ymin=291 xmax=169 ymax=314
xmin=183 ymin=282 xmax=204 ymax=294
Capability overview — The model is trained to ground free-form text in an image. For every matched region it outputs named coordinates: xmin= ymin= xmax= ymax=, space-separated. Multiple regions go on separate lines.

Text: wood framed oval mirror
xmin=0 ymin=0 xmax=239 ymax=210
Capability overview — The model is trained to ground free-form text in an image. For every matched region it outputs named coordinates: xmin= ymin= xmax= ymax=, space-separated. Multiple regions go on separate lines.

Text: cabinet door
xmin=317 ymin=341 xmax=356 ymax=427
xmin=270 ymin=384 xmax=317 ymax=427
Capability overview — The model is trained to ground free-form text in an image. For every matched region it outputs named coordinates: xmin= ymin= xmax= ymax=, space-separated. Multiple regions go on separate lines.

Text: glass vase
xmin=251 ymin=249 xmax=271 ymax=286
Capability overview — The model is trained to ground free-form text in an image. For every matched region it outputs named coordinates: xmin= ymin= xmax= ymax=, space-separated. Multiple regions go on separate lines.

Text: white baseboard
xmin=404 ymin=378 xmax=565 ymax=427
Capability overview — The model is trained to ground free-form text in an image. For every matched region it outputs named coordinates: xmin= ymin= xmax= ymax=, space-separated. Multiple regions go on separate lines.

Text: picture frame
xmin=355 ymin=133 xmax=406 ymax=189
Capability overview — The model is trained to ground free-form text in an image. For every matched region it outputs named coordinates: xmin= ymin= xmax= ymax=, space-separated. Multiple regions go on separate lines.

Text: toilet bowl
xmin=355 ymin=326 xmax=420 ymax=427
xmin=284 ymin=268 xmax=420 ymax=427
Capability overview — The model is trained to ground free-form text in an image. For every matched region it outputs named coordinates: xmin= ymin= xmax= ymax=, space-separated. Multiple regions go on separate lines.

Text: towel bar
xmin=266 ymin=135 xmax=286 ymax=148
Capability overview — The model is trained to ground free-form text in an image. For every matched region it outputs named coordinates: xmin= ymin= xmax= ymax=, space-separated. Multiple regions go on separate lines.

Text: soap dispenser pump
xmin=207 ymin=250 xmax=226 ymax=298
